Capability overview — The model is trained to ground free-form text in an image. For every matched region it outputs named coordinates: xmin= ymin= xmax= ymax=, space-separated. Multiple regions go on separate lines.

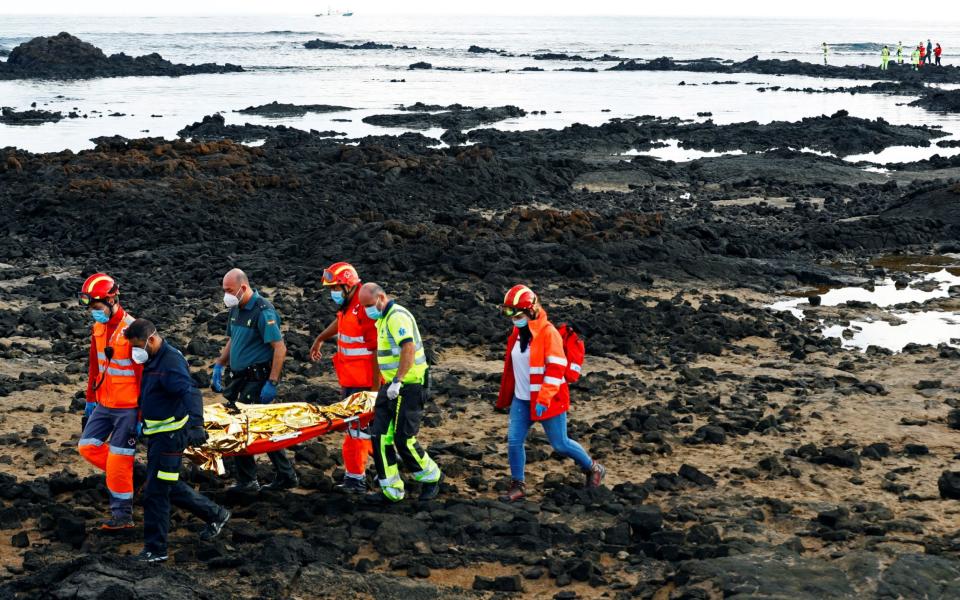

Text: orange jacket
xmin=332 ymin=291 xmax=378 ymax=389
xmin=87 ymin=307 xmax=141 ymax=409
xmin=497 ymin=309 xmax=569 ymax=421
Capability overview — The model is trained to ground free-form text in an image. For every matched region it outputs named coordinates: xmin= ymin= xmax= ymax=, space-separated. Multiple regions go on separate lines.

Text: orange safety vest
xmin=497 ymin=309 xmax=570 ymax=421
xmin=332 ymin=292 xmax=377 ymax=389
xmin=91 ymin=309 xmax=139 ymax=409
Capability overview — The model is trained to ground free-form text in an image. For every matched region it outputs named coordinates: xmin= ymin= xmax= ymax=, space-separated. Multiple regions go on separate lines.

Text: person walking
xmin=919 ymin=43 xmax=926 ymax=68
xmin=358 ymin=283 xmax=442 ymax=503
xmin=927 ymin=39 xmax=934 ymax=65
xmin=309 ymin=262 xmax=379 ymax=494
xmin=211 ymin=268 xmax=297 ymax=492
xmin=77 ymin=273 xmax=140 ymax=530
xmin=822 ymin=42 xmax=828 ymax=65
xmin=881 ymin=45 xmax=890 ymax=70
xmin=124 ymin=319 xmax=231 ymax=562
xmin=495 ymin=285 xmax=605 ymax=503
xmin=935 ymin=43 xmax=943 ymax=66
xmin=897 ymin=41 xmax=903 ymax=64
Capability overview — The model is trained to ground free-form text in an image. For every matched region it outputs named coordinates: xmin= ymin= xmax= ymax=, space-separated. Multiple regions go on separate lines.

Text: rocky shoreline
xmin=1 ymin=98 xmax=960 ymax=599
xmin=0 ymin=32 xmax=242 ymax=80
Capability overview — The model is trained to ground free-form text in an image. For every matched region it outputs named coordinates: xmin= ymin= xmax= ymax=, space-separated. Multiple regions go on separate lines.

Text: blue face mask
xmin=365 ymin=304 xmax=382 ymax=320
xmin=512 ymin=317 xmax=528 ymax=328
xmin=330 ymin=290 xmax=345 ymax=306
xmin=91 ymin=309 xmax=110 ymax=324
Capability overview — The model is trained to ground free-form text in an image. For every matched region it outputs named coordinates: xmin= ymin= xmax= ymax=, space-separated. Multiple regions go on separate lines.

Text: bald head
xmin=358 ymin=283 xmax=388 ymax=317
xmin=222 ymin=268 xmax=252 ymax=304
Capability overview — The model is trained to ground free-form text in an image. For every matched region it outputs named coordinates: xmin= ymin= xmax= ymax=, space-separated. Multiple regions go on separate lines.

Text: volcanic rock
xmin=235 ymin=101 xmax=353 ymax=117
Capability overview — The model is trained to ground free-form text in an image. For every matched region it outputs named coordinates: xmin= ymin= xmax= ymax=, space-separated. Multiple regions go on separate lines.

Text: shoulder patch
xmin=398 ymin=327 xmax=407 ymax=336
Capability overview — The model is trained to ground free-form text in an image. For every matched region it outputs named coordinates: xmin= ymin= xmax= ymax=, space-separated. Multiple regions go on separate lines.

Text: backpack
xmin=556 ymin=323 xmax=585 ymax=383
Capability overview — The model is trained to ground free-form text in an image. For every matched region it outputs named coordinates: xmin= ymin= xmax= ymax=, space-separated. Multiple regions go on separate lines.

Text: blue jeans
xmin=507 ymin=397 xmax=592 ymax=482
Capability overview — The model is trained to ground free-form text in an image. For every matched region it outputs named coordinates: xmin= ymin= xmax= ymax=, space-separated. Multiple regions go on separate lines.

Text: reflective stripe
xmin=144 ymin=415 xmax=189 ymax=435
xmin=110 ymin=359 xmax=133 ymax=367
xmin=414 ymin=355 xmax=427 ymax=365
xmin=157 ymin=471 xmax=179 ymax=482
xmin=570 ymin=363 xmax=582 ymax=373
xmin=97 ymin=352 xmax=107 ymax=359
xmin=380 ymin=475 xmax=402 ymax=487
xmin=109 ymin=491 xmax=134 ymax=500
xmin=78 ymin=437 xmax=105 ymax=447
xmin=543 ymin=376 xmax=565 ymax=386
xmin=339 ymin=334 xmax=367 ymax=344
xmin=530 ymin=384 xmax=542 ymax=391
xmin=340 ymin=347 xmax=373 ymax=357
xmin=106 ymin=367 xmax=136 ymax=377
xmin=546 ymin=356 xmax=567 ymax=367
xmin=379 ymin=360 xmax=400 ymax=371
xmin=378 ymin=341 xmax=424 ymax=357
xmin=530 ymin=367 xmax=546 ymax=375
xmin=109 ymin=446 xmax=136 ymax=456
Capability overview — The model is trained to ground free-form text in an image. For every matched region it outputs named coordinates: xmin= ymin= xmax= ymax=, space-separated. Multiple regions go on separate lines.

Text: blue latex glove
xmin=84 ymin=402 xmax=97 ymax=418
xmin=211 ymin=364 xmax=224 ymax=392
xmin=260 ymin=381 xmax=278 ymax=403
xmin=535 ymin=402 xmax=548 ymax=418
xmin=136 ymin=422 xmax=144 ymax=439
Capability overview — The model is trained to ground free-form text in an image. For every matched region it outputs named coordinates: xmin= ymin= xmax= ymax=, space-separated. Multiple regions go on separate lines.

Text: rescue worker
xmin=309 ymin=262 xmax=379 ymax=494
xmin=897 ymin=41 xmax=903 ymax=64
xmin=358 ymin=283 xmax=442 ymax=503
xmin=124 ymin=319 xmax=231 ymax=562
xmin=211 ymin=268 xmax=297 ymax=492
xmin=881 ymin=45 xmax=890 ymax=70
xmin=935 ymin=43 xmax=942 ymax=66
xmin=496 ymin=285 xmax=605 ymax=503
xmin=913 ymin=46 xmax=922 ymax=70
xmin=822 ymin=42 xmax=828 ymax=65
xmin=77 ymin=273 xmax=140 ymax=530
xmin=919 ymin=43 xmax=926 ymax=67
xmin=927 ymin=40 xmax=933 ymax=65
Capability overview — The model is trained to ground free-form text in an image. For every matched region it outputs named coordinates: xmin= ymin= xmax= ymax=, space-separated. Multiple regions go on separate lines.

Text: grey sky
xmin=4 ymin=0 xmax=960 ymax=19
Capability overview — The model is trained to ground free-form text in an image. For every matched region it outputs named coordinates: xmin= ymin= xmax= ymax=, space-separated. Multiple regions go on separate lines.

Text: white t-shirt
xmin=511 ymin=339 xmax=531 ymax=400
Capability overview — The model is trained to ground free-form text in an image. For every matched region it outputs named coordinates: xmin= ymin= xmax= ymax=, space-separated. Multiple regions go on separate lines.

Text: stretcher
xmin=184 ymin=391 xmax=376 ymax=473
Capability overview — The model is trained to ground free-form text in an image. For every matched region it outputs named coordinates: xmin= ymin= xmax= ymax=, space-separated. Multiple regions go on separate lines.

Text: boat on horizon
xmin=315 ymin=7 xmax=354 ymax=16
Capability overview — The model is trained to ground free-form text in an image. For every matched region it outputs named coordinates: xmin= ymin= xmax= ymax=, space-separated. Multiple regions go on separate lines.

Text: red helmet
xmin=502 ymin=284 xmax=537 ymax=316
xmin=322 ymin=262 xmax=361 ymax=287
xmin=78 ymin=273 xmax=118 ymax=306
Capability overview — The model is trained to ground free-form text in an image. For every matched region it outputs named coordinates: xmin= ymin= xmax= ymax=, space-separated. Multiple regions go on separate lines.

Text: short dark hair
xmin=125 ymin=318 xmax=157 ymax=341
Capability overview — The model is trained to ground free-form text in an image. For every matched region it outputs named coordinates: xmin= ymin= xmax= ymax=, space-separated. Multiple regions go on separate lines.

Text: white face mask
xmin=223 ymin=285 xmax=244 ymax=308
xmin=132 ymin=336 xmax=152 ymax=365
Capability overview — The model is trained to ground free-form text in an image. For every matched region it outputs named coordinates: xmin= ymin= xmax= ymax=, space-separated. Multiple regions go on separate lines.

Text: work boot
xmin=584 ymin=461 xmax=606 ymax=488
xmin=337 ymin=476 xmax=367 ymax=494
xmin=262 ymin=474 xmax=299 ymax=491
xmin=227 ymin=480 xmax=260 ymax=493
xmin=100 ymin=516 xmax=135 ymax=531
xmin=499 ymin=480 xmax=526 ymax=503
xmin=135 ymin=549 xmax=168 ymax=563
xmin=199 ymin=508 xmax=231 ymax=541
xmin=418 ymin=473 xmax=444 ymax=501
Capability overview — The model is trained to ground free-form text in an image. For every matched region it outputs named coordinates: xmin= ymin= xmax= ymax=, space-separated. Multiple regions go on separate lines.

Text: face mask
xmin=330 ymin=290 xmax=345 ymax=306
xmin=512 ymin=317 xmax=528 ymax=328
xmin=91 ymin=309 xmax=110 ymax=324
xmin=131 ymin=339 xmax=150 ymax=365
xmin=223 ymin=286 xmax=243 ymax=308
xmin=365 ymin=302 xmax=382 ymax=320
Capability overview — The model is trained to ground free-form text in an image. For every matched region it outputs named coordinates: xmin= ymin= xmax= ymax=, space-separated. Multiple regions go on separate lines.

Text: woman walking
xmin=495 ymin=284 xmax=604 ymax=502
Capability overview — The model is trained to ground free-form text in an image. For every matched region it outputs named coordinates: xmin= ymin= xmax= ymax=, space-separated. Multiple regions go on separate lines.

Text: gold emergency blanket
xmin=184 ymin=391 xmax=376 ymax=474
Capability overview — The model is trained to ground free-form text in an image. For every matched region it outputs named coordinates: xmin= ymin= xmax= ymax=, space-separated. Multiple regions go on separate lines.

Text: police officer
xmin=358 ymin=283 xmax=442 ymax=503
xmin=211 ymin=269 xmax=297 ymax=492
xmin=124 ymin=319 xmax=230 ymax=562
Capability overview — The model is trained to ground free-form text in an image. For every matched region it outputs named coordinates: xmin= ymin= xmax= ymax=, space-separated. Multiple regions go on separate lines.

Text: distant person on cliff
xmin=927 ymin=40 xmax=934 ymax=64
xmin=935 ymin=43 xmax=943 ymax=66
xmin=897 ymin=41 xmax=903 ymax=64
xmin=822 ymin=42 xmax=828 ymax=65
xmin=912 ymin=46 xmax=921 ymax=70
xmin=881 ymin=46 xmax=890 ymax=70
xmin=495 ymin=284 xmax=604 ymax=503
xmin=919 ymin=43 xmax=926 ymax=67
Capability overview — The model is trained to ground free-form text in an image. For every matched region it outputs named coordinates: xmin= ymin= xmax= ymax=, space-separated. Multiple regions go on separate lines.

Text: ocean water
xmin=3 ymin=14 xmax=960 ymax=156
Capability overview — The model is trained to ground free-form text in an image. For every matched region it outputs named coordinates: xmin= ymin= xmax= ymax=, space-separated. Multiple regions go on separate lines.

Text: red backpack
xmin=556 ymin=323 xmax=585 ymax=383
